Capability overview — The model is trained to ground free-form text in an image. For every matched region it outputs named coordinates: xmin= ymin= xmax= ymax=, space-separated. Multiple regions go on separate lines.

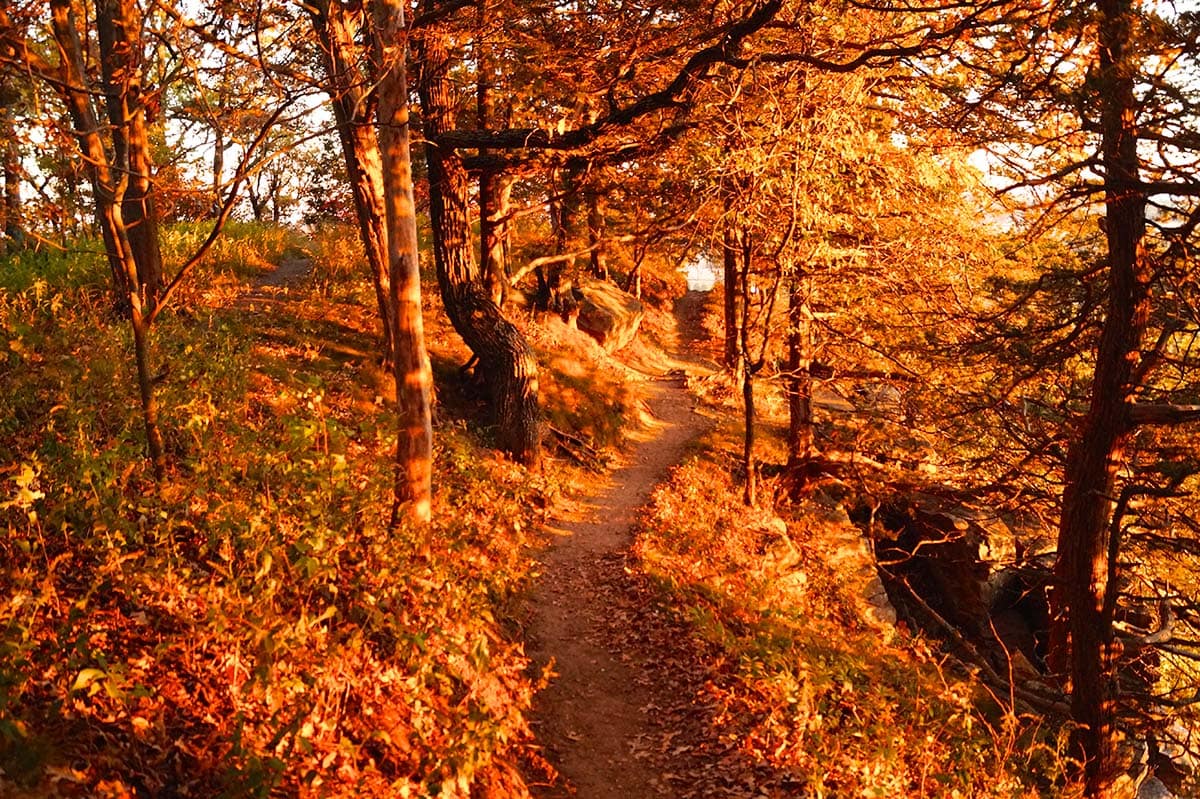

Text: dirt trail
xmin=524 ymin=293 xmax=716 ymax=798
xmin=255 ymin=256 xmax=313 ymax=289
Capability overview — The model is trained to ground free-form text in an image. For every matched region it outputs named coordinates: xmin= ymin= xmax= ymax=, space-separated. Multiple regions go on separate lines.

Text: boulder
xmin=814 ymin=500 xmax=898 ymax=632
xmin=573 ymin=279 xmax=644 ymax=352
xmin=1137 ymin=777 xmax=1175 ymax=799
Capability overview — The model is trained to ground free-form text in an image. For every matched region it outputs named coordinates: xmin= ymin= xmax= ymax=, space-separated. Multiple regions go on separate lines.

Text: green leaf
xmin=71 ymin=668 xmax=107 ymax=693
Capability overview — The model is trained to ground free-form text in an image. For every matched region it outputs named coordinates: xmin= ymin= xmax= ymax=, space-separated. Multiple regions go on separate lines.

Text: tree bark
xmin=96 ymin=0 xmax=163 ymax=308
xmin=587 ymin=182 xmax=608 ymax=280
xmin=307 ymin=0 xmax=397 ymax=365
xmin=49 ymin=0 xmax=166 ymax=476
xmin=248 ymin=177 xmax=266 ymax=222
xmin=722 ymin=196 xmax=741 ymax=373
xmin=542 ymin=157 xmax=587 ymax=313
xmin=625 ymin=258 xmax=642 ymax=299
xmin=371 ymin=0 xmax=433 ymax=524
xmin=1 ymin=104 xmax=22 ymax=252
xmin=213 ymin=127 xmax=226 ymax=215
xmin=475 ymin=4 xmax=511 ymax=308
xmin=480 ymin=169 xmax=513 ymax=306
xmin=269 ymin=172 xmax=283 ymax=223
xmin=786 ymin=271 xmax=814 ymax=466
xmin=1049 ymin=1 xmax=1148 ymax=793
xmin=740 ymin=231 xmax=755 ymax=506
xmin=418 ymin=13 xmax=542 ymax=466
xmin=131 ymin=310 xmax=166 ymax=479
xmin=49 ymin=0 xmax=128 ymax=300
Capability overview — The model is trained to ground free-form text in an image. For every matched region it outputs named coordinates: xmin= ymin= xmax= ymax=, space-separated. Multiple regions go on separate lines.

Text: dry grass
xmin=0 ymin=224 xmax=636 ymax=798
xmin=633 ymin=451 xmax=1062 ymax=797
xmin=627 ymin=293 xmax=1064 ymax=796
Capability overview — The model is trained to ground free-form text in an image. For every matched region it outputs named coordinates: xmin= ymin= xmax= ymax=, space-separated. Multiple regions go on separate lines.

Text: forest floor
xmin=522 ymin=292 xmax=721 ymax=798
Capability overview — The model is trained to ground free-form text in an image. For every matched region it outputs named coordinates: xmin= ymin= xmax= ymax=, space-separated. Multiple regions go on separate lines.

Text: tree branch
xmin=433 ymin=0 xmax=783 ymax=152
xmin=1128 ymin=403 xmax=1200 ymax=426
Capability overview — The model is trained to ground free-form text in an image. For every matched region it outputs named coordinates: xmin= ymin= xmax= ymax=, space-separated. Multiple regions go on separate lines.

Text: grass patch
xmin=162 ymin=221 xmax=309 ymax=281
xmin=0 ymin=243 xmax=108 ymax=293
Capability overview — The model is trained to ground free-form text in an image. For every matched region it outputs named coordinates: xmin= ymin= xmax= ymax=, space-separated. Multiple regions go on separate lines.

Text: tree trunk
xmin=739 ymin=230 xmax=755 ymax=506
xmin=480 ymin=169 xmax=513 ymax=306
xmin=131 ymin=311 xmax=166 ymax=478
xmin=1049 ymin=1 xmax=1148 ymax=793
xmin=50 ymin=0 xmax=128 ymax=301
xmin=722 ymin=201 xmax=741 ymax=373
xmin=307 ymin=0 xmax=397 ymax=366
xmin=624 ymin=244 xmax=646 ymax=299
xmin=50 ymin=0 xmax=167 ymax=476
xmin=475 ymin=5 xmax=511 ymax=308
xmin=786 ymin=271 xmax=814 ymax=466
xmin=542 ymin=157 xmax=586 ymax=313
xmin=213 ymin=127 xmax=225 ymax=214
xmin=371 ymin=0 xmax=433 ymax=524
xmin=742 ymin=366 xmax=756 ymax=506
xmin=96 ymin=0 xmax=163 ymax=308
xmin=418 ymin=14 xmax=542 ymax=466
xmin=247 ymin=178 xmax=266 ymax=222
xmin=269 ymin=172 xmax=283 ymax=223
xmin=587 ymin=183 xmax=608 ymax=280
xmin=1 ymin=105 xmax=22 ymax=252
xmin=626 ymin=260 xmax=642 ymax=299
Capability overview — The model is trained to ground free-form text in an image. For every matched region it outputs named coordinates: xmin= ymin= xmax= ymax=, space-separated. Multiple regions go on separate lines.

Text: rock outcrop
xmin=860 ymin=494 xmax=1054 ymax=669
xmin=573 ymin=279 xmax=644 ymax=352
xmin=808 ymin=496 xmax=898 ymax=631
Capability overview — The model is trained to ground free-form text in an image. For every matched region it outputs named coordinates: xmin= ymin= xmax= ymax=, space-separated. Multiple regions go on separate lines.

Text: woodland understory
xmin=3 ymin=0 xmax=1200 ymax=797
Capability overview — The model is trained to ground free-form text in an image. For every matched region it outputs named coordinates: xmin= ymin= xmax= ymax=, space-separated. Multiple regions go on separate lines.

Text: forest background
xmin=2 ymin=0 xmax=1200 ymax=797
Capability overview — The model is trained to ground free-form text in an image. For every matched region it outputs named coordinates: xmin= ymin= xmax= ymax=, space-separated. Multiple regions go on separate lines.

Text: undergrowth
xmin=0 ymin=223 xmax=618 ymax=797
xmin=632 ymin=416 xmax=1066 ymax=797
xmin=162 ymin=221 xmax=309 ymax=281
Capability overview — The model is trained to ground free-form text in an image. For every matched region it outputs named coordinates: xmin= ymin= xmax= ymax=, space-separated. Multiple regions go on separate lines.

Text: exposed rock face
xmin=810 ymin=498 xmax=898 ymax=631
xmin=872 ymin=500 xmax=993 ymax=638
xmin=573 ymin=279 xmax=644 ymax=352
xmin=842 ymin=490 xmax=1195 ymax=795
xmin=1137 ymin=776 xmax=1175 ymax=799
xmin=858 ymin=494 xmax=1055 ymax=671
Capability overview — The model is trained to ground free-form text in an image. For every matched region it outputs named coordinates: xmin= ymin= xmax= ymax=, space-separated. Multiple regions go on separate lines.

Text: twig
xmin=548 ymin=425 xmax=606 ymax=469
xmin=890 ymin=572 xmax=1069 ymax=715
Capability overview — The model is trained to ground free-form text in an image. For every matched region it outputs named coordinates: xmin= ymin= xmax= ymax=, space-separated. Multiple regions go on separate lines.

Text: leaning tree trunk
xmin=1049 ymin=1 xmax=1149 ymax=793
xmin=307 ymin=0 xmax=397 ymax=365
xmin=418 ymin=14 xmax=541 ymax=466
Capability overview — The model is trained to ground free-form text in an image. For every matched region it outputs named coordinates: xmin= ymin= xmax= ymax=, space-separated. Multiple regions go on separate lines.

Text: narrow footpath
xmin=523 ymin=294 xmax=716 ymax=798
